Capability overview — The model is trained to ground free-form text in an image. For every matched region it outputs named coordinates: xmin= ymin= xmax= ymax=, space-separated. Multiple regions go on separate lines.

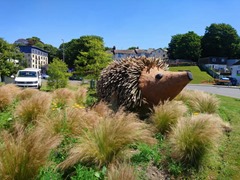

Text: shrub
xmin=169 ymin=114 xmax=223 ymax=166
xmin=58 ymin=109 xmax=156 ymax=169
xmin=150 ymin=100 xmax=188 ymax=134
xmin=0 ymin=123 xmax=61 ymax=180
xmin=107 ymin=163 xmax=136 ymax=180
xmin=47 ymin=58 xmax=71 ymax=89
xmin=15 ymin=92 xmax=52 ymax=125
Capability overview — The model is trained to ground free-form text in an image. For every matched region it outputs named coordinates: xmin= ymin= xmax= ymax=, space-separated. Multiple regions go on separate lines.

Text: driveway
xmin=185 ymin=84 xmax=240 ymax=99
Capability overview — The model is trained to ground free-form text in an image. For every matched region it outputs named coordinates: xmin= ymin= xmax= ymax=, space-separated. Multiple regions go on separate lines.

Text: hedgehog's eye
xmin=155 ymin=73 xmax=163 ymax=80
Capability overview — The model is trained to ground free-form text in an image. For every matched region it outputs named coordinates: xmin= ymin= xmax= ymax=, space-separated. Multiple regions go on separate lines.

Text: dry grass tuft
xmin=17 ymin=88 xmax=39 ymax=101
xmin=52 ymin=88 xmax=75 ymax=109
xmin=169 ymin=114 xmax=224 ymax=166
xmin=176 ymin=90 xmax=219 ymax=114
xmin=91 ymin=101 xmax=114 ymax=118
xmin=74 ymin=86 xmax=87 ymax=106
xmin=37 ymin=108 xmax=99 ymax=137
xmin=58 ymin=109 xmax=156 ymax=169
xmin=150 ymin=100 xmax=188 ymax=134
xmin=0 ymin=84 xmax=21 ymax=111
xmin=0 ymin=122 xmax=61 ymax=180
xmin=107 ymin=162 xmax=136 ymax=180
xmin=15 ymin=92 xmax=52 ymax=125
xmin=2 ymin=84 xmax=22 ymax=98
xmin=188 ymin=90 xmax=219 ymax=114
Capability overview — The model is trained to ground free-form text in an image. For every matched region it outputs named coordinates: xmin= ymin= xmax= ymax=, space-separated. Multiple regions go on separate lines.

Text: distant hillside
xmin=169 ymin=66 xmax=213 ymax=84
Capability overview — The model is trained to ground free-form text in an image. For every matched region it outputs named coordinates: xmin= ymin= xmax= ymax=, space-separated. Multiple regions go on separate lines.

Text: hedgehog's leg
xmin=110 ymin=92 xmax=119 ymax=112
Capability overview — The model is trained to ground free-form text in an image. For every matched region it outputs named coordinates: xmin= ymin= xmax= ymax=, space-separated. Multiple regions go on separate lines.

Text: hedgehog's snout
xmin=155 ymin=73 xmax=163 ymax=80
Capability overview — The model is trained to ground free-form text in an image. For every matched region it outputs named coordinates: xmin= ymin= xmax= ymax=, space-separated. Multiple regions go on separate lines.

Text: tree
xmin=168 ymin=31 xmax=201 ymax=61
xmin=74 ymin=35 xmax=112 ymax=79
xmin=201 ymin=23 xmax=240 ymax=58
xmin=43 ymin=44 xmax=58 ymax=63
xmin=0 ymin=38 xmax=25 ymax=81
xmin=47 ymin=58 xmax=71 ymax=89
xmin=128 ymin=46 xmax=139 ymax=50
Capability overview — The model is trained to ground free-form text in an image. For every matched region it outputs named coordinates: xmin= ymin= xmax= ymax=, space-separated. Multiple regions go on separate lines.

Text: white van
xmin=14 ymin=68 xmax=42 ymax=89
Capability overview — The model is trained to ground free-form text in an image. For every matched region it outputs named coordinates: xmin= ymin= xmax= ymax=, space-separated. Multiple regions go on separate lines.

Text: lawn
xmin=169 ymin=66 xmax=213 ymax=84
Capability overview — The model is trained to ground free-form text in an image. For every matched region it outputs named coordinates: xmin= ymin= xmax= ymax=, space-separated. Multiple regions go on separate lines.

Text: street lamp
xmin=62 ymin=39 xmax=65 ymax=62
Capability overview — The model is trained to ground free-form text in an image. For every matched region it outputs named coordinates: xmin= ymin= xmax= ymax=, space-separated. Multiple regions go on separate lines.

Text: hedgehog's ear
xmin=155 ymin=73 xmax=163 ymax=80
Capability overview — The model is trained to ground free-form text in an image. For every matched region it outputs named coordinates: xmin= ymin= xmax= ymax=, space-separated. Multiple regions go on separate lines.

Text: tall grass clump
xmin=169 ymin=114 xmax=224 ymax=167
xmin=17 ymin=88 xmax=39 ymax=101
xmin=74 ymin=86 xmax=87 ymax=106
xmin=58 ymin=109 xmax=156 ymax=169
xmin=37 ymin=107 xmax=98 ymax=137
xmin=52 ymin=88 xmax=75 ymax=109
xmin=0 ymin=123 xmax=61 ymax=180
xmin=15 ymin=92 xmax=52 ymax=125
xmin=150 ymin=100 xmax=188 ymax=134
xmin=188 ymin=90 xmax=219 ymax=114
xmin=107 ymin=163 xmax=136 ymax=180
xmin=0 ymin=84 xmax=21 ymax=111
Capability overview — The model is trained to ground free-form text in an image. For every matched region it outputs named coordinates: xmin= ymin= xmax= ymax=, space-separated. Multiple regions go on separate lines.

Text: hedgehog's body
xmin=97 ymin=57 xmax=192 ymax=115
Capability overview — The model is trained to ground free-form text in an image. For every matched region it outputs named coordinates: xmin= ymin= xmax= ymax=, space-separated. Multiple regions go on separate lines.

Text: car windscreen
xmin=17 ymin=71 xmax=37 ymax=77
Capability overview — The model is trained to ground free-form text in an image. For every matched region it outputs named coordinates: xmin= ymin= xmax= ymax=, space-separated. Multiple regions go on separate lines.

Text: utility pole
xmin=62 ymin=39 xmax=65 ymax=62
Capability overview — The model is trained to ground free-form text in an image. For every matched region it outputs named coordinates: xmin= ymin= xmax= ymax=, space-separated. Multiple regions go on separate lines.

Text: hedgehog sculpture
xmin=97 ymin=56 xmax=193 ymax=115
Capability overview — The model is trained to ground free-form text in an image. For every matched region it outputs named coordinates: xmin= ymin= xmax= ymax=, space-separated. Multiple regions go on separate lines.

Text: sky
xmin=1 ymin=0 xmax=240 ymax=50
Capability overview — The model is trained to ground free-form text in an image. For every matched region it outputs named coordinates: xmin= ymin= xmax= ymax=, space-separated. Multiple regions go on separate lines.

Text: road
xmin=185 ymin=84 xmax=240 ymax=99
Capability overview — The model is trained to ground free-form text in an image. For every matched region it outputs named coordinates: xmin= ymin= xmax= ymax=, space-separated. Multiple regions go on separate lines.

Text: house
xmin=199 ymin=57 xmax=240 ymax=84
xmin=18 ymin=45 xmax=48 ymax=69
xmin=198 ymin=57 xmax=229 ymax=73
xmin=229 ymin=60 xmax=240 ymax=84
xmin=110 ymin=47 xmax=168 ymax=60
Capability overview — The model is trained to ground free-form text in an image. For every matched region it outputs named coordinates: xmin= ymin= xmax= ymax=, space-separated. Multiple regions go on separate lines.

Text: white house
xmin=229 ymin=60 xmax=240 ymax=84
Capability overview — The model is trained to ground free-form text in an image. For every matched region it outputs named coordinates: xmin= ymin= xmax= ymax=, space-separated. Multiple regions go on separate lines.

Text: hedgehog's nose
xmin=187 ymin=71 xmax=193 ymax=81
xmin=155 ymin=73 xmax=163 ymax=80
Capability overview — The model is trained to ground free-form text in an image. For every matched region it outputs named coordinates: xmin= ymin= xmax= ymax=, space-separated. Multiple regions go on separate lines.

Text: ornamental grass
xmin=52 ymin=88 xmax=75 ymax=109
xmin=0 ymin=123 xmax=61 ymax=180
xmin=150 ymin=100 xmax=188 ymax=134
xmin=14 ymin=92 xmax=52 ymax=125
xmin=16 ymin=88 xmax=39 ymax=101
xmin=58 ymin=108 xmax=156 ymax=169
xmin=0 ymin=84 xmax=21 ymax=111
xmin=169 ymin=114 xmax=224 ymax=166
xmin=107 ymin=162 xmax=136 ymax=180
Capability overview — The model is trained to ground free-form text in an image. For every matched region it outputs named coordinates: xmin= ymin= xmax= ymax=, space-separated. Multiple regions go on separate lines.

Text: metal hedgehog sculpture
xmin=97 ymin=56 xmax=193 ymax=115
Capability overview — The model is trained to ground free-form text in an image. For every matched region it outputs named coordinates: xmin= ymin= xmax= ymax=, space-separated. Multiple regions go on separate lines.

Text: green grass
xmin=215 ymin=95 xmax=240 ymax=179
xmin=169 ymin=66 xmax=213 ymax=84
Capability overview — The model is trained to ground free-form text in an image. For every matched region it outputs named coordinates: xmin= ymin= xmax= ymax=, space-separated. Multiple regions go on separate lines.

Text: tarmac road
xmin=185 ymin=84 xmax=240 ymax=99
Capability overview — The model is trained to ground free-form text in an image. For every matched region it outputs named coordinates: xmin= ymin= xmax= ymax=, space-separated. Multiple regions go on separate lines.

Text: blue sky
xmin=1 ymin=0 xmax=240 ymax=49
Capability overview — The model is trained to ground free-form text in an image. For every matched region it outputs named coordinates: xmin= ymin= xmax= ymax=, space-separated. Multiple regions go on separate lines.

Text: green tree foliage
xmin=74 ymin=35 xmax=112 ymax=79
xmin=128 ymin=46 xmax=139 ymax=50
xmin=47 ymin=58 xmax=71 ymax=89
xmin=168 ymin=31 xmax=201 ymax=61
xmin=43 ymin=44 xmax=58 ymax=63
xmin=201 ymin=23 xmax=240 ymax=58
xmin=0 ymin=38 xmax=25 ymax=81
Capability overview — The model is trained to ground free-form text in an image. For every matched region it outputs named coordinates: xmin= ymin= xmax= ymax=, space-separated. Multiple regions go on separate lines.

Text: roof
xmin=232 ymin=60 xmax=240 ymax=66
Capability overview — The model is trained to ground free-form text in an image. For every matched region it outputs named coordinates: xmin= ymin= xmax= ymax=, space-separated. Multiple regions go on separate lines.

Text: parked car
xmin=14 ymin=68 xmax=42 ymax=89
xmin=69 ymin=75 xmax=82 ymax=81
xmin=41 ymin=74 xmax=49 ymax=79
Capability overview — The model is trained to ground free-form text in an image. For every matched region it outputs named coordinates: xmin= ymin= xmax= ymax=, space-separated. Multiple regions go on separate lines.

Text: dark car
xmin=228 ymin=77 xmax=237 ymax=86
xmin=69 ymin=75 xmax=82 ymax=81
